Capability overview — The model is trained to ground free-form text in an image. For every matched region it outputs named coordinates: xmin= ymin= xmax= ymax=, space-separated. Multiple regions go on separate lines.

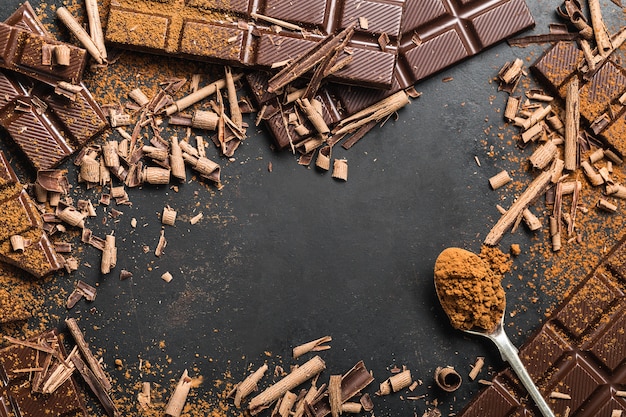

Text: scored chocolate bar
xmin=457 ymin=235 xmax=626 ymax=416
xmin=106 ymin=0 xmax=403 ymax=90
xmin=532 ymin=41 xmax=626 ymax=157
xmin=0 ymin=21 xmax=86 ymax=85
xmin=0 ymin=2 xmax=107 ymax=170
xmin=247 ymin=0 xmax=534 ymax=150
xmin=395 ymin=0 xmax=535 ymax=90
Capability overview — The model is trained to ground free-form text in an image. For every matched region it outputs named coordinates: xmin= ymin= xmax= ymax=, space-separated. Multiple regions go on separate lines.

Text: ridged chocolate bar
xmin=0 ymin=2 xmax=107 ymax=170
xmin=106 ymin=0 xmax=403 ymax=90
xmin=0 ymin=330 xmax=87 ymax=417
xmin=532 ymin=41 xmax=626 ymax=157
xmin=0 ymin=150 xmax=62 ymax=278
xmin=457 ymin=235 xmax=626 ymax=416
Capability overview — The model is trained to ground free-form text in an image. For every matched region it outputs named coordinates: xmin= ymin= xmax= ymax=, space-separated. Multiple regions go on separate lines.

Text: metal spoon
xmin=433 ymin=248 xmax=554 ymax=417
xmin=463 ymin=315 xmax=555 ymax=417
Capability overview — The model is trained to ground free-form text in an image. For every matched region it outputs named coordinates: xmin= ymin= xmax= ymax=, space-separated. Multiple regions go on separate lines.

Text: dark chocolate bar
xmin=106 ymin=0 xmax=403 ymax=90
xmin=395 ymin=0 xmax=535 ymax=90
xmin=532 ymin=41 xmax=626 ymax=157
xmin=0 ymin=150 xmax=62 ymax=278
xmin=0 ymin=2 xmax=107 ymax=170
xmin=247 ymin=0 xmax=534 ymax=150
xmin=0 ymin=21 xmax=86 ymax=85
xmin=457 ymin=234 xmax=626 ymax=416
xmin=0 ymin=330 xmax=87 ymax=417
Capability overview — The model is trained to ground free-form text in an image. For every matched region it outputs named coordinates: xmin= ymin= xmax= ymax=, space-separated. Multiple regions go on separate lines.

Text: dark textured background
xmin=0 ymin=1 xmax=623 ymax=416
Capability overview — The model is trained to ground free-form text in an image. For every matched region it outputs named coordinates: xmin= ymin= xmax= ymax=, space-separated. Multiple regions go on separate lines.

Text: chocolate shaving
xmin=267 ymin=23 xmax=356 ymax=93
xmin=507 ymin=32 xmax=578 ymax=46
xmin=70 ymin=353 xmax=119 ymax=417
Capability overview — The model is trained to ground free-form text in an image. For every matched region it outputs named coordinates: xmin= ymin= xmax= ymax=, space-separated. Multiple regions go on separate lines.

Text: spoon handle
xmin=490 ymin=328 xmax=555 ymax=417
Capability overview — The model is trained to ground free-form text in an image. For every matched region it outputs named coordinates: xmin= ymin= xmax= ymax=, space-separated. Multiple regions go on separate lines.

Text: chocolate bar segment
xmin=0 ymin=150 xmax=62 ymax=278
xmin=0 ymin=330 xmax=87 ymax=417
xmin=247 ymin=0 xmax=534 ymax=149
xmin=395 ymin=0 xmax=534 ymax=89
xmin=0 ymin=21 xmax=86 ymax=85
xmin=531 ymin=41 xmax=626 ymax=157
xmin=105 ymin=0 xmax=402 ymax=89
xmin=0 ymin=2 xmax=108 ymax=170
xmin=457 ymin=235 xmax=626 ymax=416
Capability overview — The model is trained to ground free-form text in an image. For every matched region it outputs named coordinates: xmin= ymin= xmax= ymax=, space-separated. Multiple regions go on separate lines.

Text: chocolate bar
xmin=105 ymin=0 xmax=403 ymax=90
xmin=247 ymin=0 xmax=534 ymax=150
xmin=0 ymin=330 xmax=87 ymax=417
xmin=0 ymin=2 xmax=107 ymax=170
xmin=395 ymin=0 xmax=534 ymax=90
xmin=457 ymin=234 xmax=626 ymax=416
xmin=0 ymin=150 xmax=62 ymax=278
xmin=532 ymin=41 xmax=626 ymax=157
xmin=0 ymin=21 xmax=86 ymax=85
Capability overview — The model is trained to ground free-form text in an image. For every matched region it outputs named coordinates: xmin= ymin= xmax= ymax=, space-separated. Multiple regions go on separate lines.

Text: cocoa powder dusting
xmin=434 ymin=247 xmax=506 ymax=333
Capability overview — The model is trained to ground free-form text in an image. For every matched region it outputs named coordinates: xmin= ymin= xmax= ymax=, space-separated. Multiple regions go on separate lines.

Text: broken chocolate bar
xmin=458 ymin=233 xmax=626 ymax=416
xmin=106 ymin=0 xmax=403 ymax=90
xmin=0 ymin=21 xmax=86 ymax=85
xmin=0 ymin=150 xmax=62 ymax=277
xmin=0 ymin=330 xmax=87 ymax=417
xmin=532 ymin=41 xmax=626 ymax=157
xmin=0 ymin=2 xmax=107 ymax=170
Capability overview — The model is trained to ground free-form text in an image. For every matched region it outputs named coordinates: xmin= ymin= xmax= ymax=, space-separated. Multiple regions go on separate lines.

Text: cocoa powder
xmin=434 ymin=247 xmax=506 ymax=333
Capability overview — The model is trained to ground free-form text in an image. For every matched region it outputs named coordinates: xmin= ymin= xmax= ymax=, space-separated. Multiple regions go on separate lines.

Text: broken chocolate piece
xmin=0 ymin=3 xmax=107 ymax=170
xmin=532 ymin=41 xmax=626 ymax=157
xmin=0 ymin=330 xmax=87 ymax=416
xmin=0 ymin=151 xmax=62 ymax=277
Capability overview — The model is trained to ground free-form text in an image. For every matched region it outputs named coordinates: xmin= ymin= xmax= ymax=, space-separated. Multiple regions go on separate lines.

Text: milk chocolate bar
xmin=0 ymin=2 xmax=107 ymax=170
xmin=0 ymin=150 xmax=62 ymax=278
xmin=532 ymin=41 xmax=626 ymax=157
xmin=106 ymin=0 xmax=403 ymax=90
xmin=458 ymin=234 xmax=626 ymax=416
xmin=0 ymin=330 xmax=87 ymax=417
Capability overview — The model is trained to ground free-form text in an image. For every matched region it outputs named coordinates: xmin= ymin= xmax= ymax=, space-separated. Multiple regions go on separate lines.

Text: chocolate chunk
xmin=532 ymin=41 xmax=626 ymax=156
xmin=396 ymin=0 xmax=535 ymax=90
xmin=0 ymin=2 xmax=107 ymax=170
xmin=457 ymin=234 xmax=626 ymax=416
xmin=0 ymin=151 xmax=62 ymax=278
xmin=0 ymin=330 xmax=87 ymax=417
xmin=105 ymin=0 xmax=403 ymax=90
xmin=0 ymin=21 xmax=86 ymax=85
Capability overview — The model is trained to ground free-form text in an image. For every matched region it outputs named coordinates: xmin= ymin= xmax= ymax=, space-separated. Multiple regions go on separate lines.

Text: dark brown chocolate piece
xmin=458 ymin=234 xmax=626 ymax=416
xmin=532 ymin=41 xmax=626 ymax=157
xmin=308 ymin=361 xmax=375 ymax=417
xmin=0 ymin=330 xmax=87 ymax=417
xmin=0 ymin=21 xmax=86 ymax=85
xmin=0 ymin=2 xmax=107 ymax=170
xmin=0 ymin=150 xmax=62 ymax=278
xmin=395 ymin=0 xmax=534 ymax=90
xmin=106 ymin=0 xmax=402 ymax=90
xmin=246 ymin=0 xmax=534 ymax=150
